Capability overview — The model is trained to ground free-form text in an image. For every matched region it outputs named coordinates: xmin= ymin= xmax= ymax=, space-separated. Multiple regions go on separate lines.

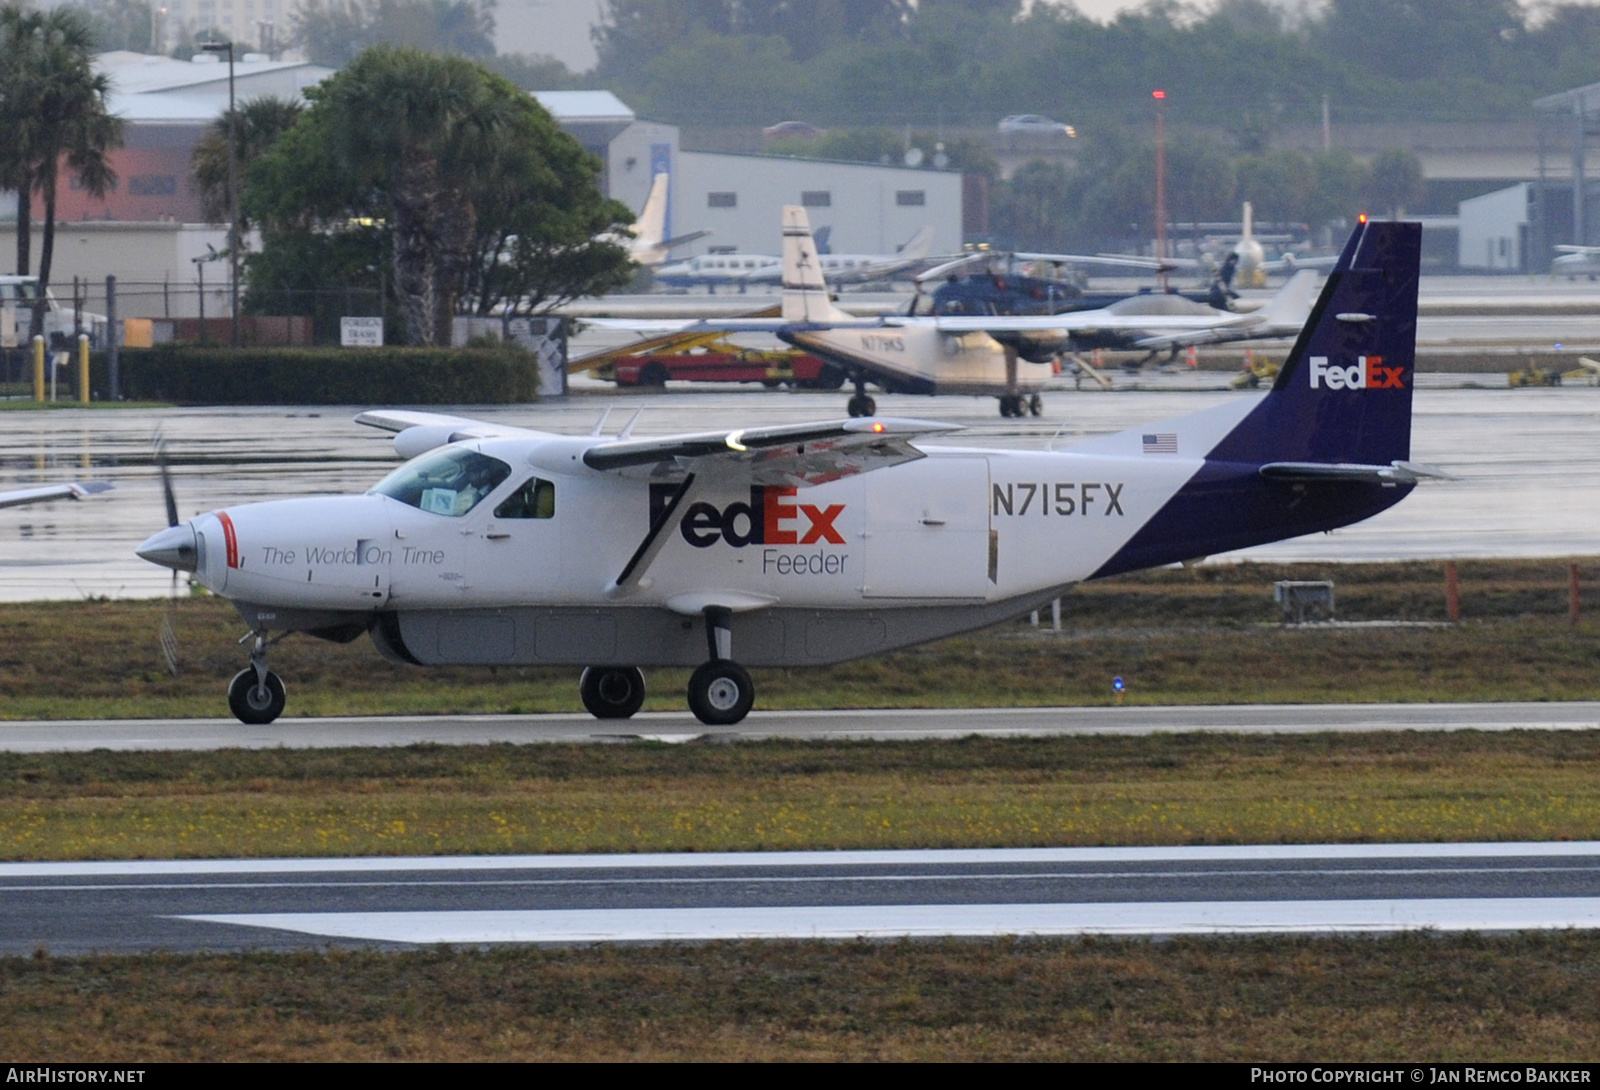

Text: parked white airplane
xmin=609 ymin=173 xmax=711 ymax=268
xmin=136 ymin=220 xmax=1433 ymax=728
xmin=1552 ymin=244 xmax=1600 ymax=280
xmin=1026 ymin=202 xmax=1337 ymax=289
xmin=595 ymin=206 xmax=1317 ymax=417
xmin=655 ymin=225 xmax=935 ymax=290
xmin=0 ymin=481 xmax=111 ymax=510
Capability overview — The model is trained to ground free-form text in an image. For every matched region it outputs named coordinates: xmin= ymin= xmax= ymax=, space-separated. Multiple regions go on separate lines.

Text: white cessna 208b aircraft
xmin=138 ymin=220 xmax=1432 ymax=727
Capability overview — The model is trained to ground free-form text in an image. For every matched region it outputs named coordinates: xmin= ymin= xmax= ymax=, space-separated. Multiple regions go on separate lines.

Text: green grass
xmin=3 ymin=559 xmax=1598 ymax=719
xmin=5 ymin=732 xmax=1600 ymax=860
xmin=4 ymin=934 xmax=1599 ymax=1060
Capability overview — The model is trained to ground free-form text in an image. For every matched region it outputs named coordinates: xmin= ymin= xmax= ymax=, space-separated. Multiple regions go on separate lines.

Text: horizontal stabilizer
xmin=1259 ymin=460 xmax=1453 ymax=484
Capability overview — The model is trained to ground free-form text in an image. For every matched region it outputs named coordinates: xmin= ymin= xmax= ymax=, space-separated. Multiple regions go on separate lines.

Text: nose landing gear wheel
xmin=686 ymin=660 xmax=755 ymax=726
xmin=227 ymin=668 xmax=286 ymax=725
xmin=580 ymin=666 xmax=647 ymax=719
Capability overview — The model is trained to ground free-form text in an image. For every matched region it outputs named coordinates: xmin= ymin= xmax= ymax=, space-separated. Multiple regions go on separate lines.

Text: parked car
xmin=763 ymin=120 xmax=824 ymax=138
xmin=998 ymin=114 xmax=1076 ymax=137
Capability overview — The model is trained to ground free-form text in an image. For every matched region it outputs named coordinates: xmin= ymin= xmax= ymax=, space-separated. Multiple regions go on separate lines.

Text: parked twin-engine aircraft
xmin=1552 ymin=244 xmax=1600 ymax=280
xmin=1026 ymin=203 xmax=1338 ymax=289
xmin=654 ymin=225 xmax=935 ymax=290
xmin=136 ymin=220 xmax=1434 ymax=728
xmin=609 ymin=173 xmax=711 ymax=268
xmin=0 ymin=480 xmax=111 ymax=510
xmin=595 ymin=207 xmax=1316 ymax=417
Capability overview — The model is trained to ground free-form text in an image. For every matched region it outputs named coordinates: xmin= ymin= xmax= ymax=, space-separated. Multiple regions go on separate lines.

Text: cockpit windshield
xmin=370 ymin=448 xmax=512 ymax=517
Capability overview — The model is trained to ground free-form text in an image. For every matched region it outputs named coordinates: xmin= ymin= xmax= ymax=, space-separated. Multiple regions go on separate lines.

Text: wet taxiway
xmin=1 ymin=376 xmax=1596 ymax=601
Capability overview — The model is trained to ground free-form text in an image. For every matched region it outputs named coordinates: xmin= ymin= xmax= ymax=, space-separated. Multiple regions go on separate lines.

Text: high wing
xmin=885 ymin=268 xmax=1318 ymax=343
xmin=582 ymin=415 xmax=959 ymax=597
xmin=583 ymin=416 xmax=959 ymax=487
xmin=0 ymin=481 xmax=112 ymax=510
xmin=354 ymin=410 xmax=557 ymax=460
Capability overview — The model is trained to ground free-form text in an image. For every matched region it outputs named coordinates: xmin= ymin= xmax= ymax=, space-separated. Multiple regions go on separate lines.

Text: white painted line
xmin=180 ymin=898 xmax=1600 ymax=943
xmin=7 ymin=841 xmax=1600 ymax=878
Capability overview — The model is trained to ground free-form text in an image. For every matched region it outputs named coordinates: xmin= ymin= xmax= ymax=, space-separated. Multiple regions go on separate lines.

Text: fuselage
xmin=782 ymin=326 xmax=1056 ymax=395
xmin=159 ymin=405 xmax=1408 ymax=653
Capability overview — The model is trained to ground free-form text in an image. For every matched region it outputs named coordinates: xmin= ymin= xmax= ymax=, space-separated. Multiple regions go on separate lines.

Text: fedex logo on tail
xmin=1308 ymin=355 xmax=1405 ymax=390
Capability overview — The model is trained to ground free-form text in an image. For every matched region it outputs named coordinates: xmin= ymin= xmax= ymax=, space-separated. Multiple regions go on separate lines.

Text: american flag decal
xmin=1142 ymin=433 xmax=1178 ymax=454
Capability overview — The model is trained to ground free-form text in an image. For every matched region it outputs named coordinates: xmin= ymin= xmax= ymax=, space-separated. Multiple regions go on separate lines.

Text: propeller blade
xmin=155 ymin=436 xmax=179 ymax=528
xmin=159 ymin=571 xmax=180 ymax=678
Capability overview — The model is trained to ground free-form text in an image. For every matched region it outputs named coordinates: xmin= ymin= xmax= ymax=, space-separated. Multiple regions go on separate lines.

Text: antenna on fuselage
xmin=589 ymin=408 xmax=613 ymax=436
xmin=618 ymin=409 xmax=643 ymax=440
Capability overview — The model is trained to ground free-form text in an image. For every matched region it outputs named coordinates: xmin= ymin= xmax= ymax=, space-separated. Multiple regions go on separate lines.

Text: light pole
xmin=1153 ymin=89 xmax=1168 ymax=294
xmin=202 ymin=39 xmax=239 ymax=347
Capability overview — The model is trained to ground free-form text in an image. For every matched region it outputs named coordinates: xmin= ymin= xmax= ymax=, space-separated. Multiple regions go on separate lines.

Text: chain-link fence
xmin=2 ymin=277 xmax=387 ymax=349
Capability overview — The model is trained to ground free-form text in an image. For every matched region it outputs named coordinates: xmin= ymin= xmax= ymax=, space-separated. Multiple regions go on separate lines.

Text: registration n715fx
xmin=138 ymin=220 xmax=1436 ymax=726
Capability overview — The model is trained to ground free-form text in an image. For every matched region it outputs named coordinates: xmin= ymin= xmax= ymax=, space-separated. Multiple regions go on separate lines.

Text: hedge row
xmin=90 ymin=345 xmax=540 ymax=405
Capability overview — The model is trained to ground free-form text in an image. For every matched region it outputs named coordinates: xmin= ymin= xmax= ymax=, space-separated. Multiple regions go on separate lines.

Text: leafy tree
xmin=0 ymin=4 xmax=123 ymax=326
xmin=1304 ymin=148 xmax=1368 ymax=233
xmin=1364 ymin=147 xmax=1425 ymax=217
xmin=61 ymin=0 xmax=157 ymax=52
xmin=290 ymin=0 xmax=495 ymax=68
xmin=1234 ymin=149 xmax=1315 ymax=224
xmin=988 ymin=159 xmax=1079 ymax=250
xmin=246 ymin=48 xmax=633 ymax=345
xmin=191 ymin=96 xmax=304 ymax=227
xmin=484 ymin=52 xmax=582 ymax=91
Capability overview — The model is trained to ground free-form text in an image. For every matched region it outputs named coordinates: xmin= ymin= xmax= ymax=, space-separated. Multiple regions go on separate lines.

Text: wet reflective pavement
xmin=0 ymin=373 xmax=1594 ymax=601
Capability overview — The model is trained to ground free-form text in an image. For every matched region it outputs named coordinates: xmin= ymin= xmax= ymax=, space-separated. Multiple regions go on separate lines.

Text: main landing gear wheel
xmin=999 ymin=394 xmax=1025 ymax=417
xmin=687 ymin=660 xmax=755 ymax=726
xmin=847 ymin=393 xmax=877 ymax=417
xmin=1028 ymin=393 xmax=1043 ymax=416
xmin=579 ymin=666 xmax=646 ymax=719
xmin=227 ymin=668 xmax=286 ymax=725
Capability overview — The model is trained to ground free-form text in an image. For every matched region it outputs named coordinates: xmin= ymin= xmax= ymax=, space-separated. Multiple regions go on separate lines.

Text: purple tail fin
xmin=1207 ymin=220 xmax=1420 ymax=466
xmin=1091 ymin=221 xmax=1421 ymax=578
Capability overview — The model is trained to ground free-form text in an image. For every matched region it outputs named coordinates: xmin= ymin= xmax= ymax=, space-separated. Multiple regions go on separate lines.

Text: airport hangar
xmin=1 ymin=74 xmax=961 ymax=315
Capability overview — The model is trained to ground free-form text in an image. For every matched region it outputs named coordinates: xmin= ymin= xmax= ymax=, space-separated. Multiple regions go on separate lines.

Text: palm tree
xmin=191 ymin=96 xmax=304 ymax=228
xmin=0 ymin=5 xmax=123 ymax=332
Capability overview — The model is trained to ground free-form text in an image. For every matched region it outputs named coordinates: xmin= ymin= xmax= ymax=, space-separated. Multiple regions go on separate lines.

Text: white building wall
xmin=1459 ymin=183 xmax=1529 ymax=270
xmin=671 ymin=152 xmax=962 ymax=258
xmin=608 ymin=121 xmax=681 ymax=229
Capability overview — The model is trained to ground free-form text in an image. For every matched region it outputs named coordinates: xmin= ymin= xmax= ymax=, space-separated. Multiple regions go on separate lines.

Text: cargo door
xmin=863 ymin=457 xmax=989 ymax=599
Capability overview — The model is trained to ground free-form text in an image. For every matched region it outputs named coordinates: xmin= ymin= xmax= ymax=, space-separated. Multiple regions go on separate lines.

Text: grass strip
xmin=5 ymin=732 xmax=1600 ymax=859
xmin=3 ymin=934 xmax=1599 ymax=1061
xmin=3 ymin=558 xmax=1599 ymax=719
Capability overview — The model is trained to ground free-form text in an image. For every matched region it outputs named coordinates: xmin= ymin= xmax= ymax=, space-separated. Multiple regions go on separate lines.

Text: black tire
xmin=1028 ymin=393 xmax=1043 ymax=416
xmin=638 ymin=362 xmax=669 ymax=387
xmin=579 ymin=666 xmax=646 ymax=719
xmin=847 ymin=394 xmax=876 ymax=417
xmin=228 ymin=668 xmax=286 ymax=725
xmin=687 ymin=660 xmax=755 ymax=726
xmin=809 ymin=366 xmax=846 ymax=390
xmin=998 ymin=395 xmax=1017 ymax=417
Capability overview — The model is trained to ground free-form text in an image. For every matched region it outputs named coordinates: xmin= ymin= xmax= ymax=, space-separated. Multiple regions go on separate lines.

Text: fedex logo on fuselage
xmin=1308 ymin=355 xmax=1405 ymax=390
xmin=650 ymin=484 xmax=846 ymax=549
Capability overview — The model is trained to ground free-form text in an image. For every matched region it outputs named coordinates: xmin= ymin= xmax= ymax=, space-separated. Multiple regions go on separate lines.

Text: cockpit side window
xmin=370 ymin=448 xmax=512 ymax=517
xmin=494 ymin=476 xmax=555 ymax=519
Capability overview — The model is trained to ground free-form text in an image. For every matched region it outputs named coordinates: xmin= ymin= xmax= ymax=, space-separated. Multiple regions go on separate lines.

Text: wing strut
xmin=607 ymin=472 xmax=697 ymax=597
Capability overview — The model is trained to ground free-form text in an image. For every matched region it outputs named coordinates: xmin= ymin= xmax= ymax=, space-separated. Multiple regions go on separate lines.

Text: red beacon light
xmin=1152 ymin=90 xmax=1166 ymax=99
